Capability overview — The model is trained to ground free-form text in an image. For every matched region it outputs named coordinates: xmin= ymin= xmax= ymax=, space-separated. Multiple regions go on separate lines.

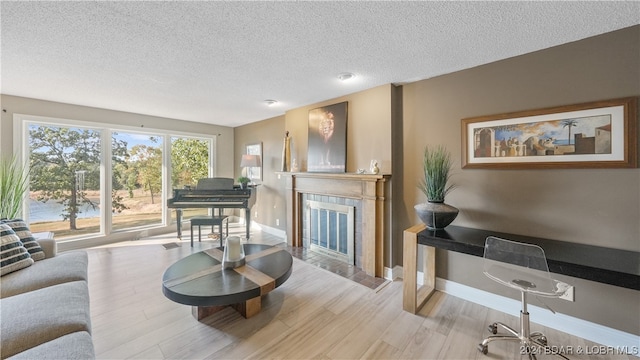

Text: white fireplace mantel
xmin=277 ymin=172 xmax=391 ymax=277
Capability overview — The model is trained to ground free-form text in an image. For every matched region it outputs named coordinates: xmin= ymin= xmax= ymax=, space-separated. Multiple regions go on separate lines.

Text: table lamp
xmin=240 ymin=154 xmax=261 ymax=183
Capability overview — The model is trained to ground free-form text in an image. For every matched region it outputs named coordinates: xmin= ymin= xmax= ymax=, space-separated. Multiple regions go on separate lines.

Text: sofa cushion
xmin=7 ymin=331 xmax=95 ymax=360
xmin=0 ymin=281 xmax=92 ymax=358
xmin=1 ymin=219 xmax=45 ymax=261
xmin=0 ymin=224 xmax=33 ymax=276
xmin=0 ymin=251 xmax=88 ymax=299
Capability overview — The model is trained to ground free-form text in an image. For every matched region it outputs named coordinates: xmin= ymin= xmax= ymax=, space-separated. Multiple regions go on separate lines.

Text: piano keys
xmin=167 ymin=187 xmax=256 ymax=239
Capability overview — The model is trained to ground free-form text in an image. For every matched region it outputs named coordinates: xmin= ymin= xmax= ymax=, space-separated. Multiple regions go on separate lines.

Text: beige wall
xmin=235 ymin=85 xmax=395 ymax=241
xmin=401 ymin=26 xmax=640 ymax=334
xmin=234 ymin=115 xmax=287 ymax=232
xmin=0 ymin=95 xmax=235 ymax=177
xmin=284 ymin=84 xmax=393 ymax=174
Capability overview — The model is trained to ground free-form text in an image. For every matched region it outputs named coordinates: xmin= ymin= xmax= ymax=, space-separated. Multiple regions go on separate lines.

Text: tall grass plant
xmin=0 ymin=155 xmax=30 ymax=219
xmin=418 ymin=145 xmax=454 ymax=202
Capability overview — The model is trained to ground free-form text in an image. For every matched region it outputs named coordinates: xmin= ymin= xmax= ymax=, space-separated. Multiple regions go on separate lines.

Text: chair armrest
xmin=32 ymin=232 xmax=57 ymax=258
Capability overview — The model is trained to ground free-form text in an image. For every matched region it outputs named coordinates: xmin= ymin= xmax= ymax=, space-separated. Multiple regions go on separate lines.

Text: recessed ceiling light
xmin=337 ymin=72 xmax=356 ymax=81
xmin=264 ymin=99 xmax=278 ymax=106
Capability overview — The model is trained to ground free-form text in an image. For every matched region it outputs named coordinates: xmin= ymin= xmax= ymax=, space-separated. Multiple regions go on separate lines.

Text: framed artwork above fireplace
xmin=307 ymin=101 xmax=348 ymax=172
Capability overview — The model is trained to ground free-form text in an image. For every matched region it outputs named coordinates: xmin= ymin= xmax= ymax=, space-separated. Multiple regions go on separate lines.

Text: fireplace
xmin=304 ymin=200 xmax=356 ymax=265
xmin=279 ymin=172 xmax=390 ymax=277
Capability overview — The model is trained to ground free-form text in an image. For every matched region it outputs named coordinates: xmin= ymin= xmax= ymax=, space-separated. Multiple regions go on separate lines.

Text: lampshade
xmin=240 ymin=154 xmax=261 ymax=167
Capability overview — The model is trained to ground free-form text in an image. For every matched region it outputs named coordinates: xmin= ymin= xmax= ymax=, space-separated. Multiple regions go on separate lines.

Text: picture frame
xmin=461 ymin=97 xmax=638 ymax=169
xmin=307 ymin=101 xmax=348 ymax=172
xmin=245 ymin=142 xmax=262 ymax=180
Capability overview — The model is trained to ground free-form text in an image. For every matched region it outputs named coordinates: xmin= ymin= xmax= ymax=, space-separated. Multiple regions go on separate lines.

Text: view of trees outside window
xmin=26 ymin=122 xmax=214 ymax=240
xmin=111 ymin=132 xmax=164 ymax=232
xmin=28 ymin=124 xmax=105 ymax=238
xmin=170 ymin=137 xmax=210 ymax=221
xmin=171 ymin=137 xmax=209 ymax=188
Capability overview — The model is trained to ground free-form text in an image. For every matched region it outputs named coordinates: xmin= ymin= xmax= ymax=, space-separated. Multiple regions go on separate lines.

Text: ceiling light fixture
xmin=264 ymin=99 xmax=278 ymax=106
xmin=337 ymin=72 xmax=356 ymax=82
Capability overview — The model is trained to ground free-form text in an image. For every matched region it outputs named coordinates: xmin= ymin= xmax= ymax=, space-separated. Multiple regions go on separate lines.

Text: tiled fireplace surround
xmin=280 ymin=172 xmax=391 ymax=277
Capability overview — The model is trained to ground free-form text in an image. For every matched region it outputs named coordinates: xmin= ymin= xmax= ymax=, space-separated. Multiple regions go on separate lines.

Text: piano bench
xmin=190 ymin=215 xmax=229 ymax=247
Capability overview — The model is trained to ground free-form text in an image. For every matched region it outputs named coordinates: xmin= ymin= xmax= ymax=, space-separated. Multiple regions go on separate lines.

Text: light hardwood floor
xmin=87 ymin=225 xmax=636 ymax=359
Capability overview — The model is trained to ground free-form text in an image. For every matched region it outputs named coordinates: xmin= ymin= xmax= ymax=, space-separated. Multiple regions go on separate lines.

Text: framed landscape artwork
xmin=461 ymin=97 xmax=638 ymax=169
xmin=307 ymin=101 xmax=348 ymax=172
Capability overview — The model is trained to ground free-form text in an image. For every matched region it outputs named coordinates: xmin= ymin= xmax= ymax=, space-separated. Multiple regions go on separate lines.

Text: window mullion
xmin=102 ymin=129 xmax=112 ymax=236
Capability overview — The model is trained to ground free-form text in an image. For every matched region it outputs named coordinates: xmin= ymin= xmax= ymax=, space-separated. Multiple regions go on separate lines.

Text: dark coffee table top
xmin=162 ymin=244 xmax=293 ymax=307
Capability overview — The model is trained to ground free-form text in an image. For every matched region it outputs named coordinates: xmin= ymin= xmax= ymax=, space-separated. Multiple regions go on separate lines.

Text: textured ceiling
xmin=1 ymin=1 xmax=639 ymax=127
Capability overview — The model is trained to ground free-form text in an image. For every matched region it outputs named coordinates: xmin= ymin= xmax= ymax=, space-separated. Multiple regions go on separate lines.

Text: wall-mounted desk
xmin=402 ymin=224 xmax=640 ymax=314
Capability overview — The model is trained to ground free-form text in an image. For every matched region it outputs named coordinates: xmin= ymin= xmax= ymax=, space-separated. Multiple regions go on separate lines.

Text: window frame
xmin=13 ymin=113 xmax=217 ymax=249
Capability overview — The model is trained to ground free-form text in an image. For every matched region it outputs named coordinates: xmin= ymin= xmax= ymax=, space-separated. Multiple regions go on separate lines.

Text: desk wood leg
xmin=403 ymin=223 xmax=436 ymax=314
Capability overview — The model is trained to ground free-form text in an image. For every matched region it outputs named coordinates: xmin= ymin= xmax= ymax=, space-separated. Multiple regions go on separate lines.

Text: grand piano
xmin=167 ymin=178 xmax=256 ymax=239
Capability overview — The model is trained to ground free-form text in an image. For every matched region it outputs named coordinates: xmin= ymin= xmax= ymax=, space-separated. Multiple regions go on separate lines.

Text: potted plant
xmin=414 ymin=145 xmax=459 ymax=230
xmin=0 ymin=155 xmax=30 ymax=219
xmin=237 ymin=176 xmax=250 ymax=189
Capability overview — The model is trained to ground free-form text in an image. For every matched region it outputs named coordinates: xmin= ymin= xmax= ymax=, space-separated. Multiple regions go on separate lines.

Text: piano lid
xmin=196 ymin=177 xmax=234 ymax=190
xmin=167 ymin=187 xmax=255 ymax=209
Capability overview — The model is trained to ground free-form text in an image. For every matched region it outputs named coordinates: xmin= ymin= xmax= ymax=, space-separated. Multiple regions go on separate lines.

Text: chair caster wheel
xmin=488 ymin=323 xmax=498 ymax=334
xmin=478 ymin=343 xmax=488 ymax=355
xmin=538 ymin=336 xmax=547 ymax=346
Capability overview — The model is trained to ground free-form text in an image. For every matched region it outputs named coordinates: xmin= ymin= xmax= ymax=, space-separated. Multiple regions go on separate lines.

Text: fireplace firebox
xmin=304 ymin=200 xmax=355 ymax=265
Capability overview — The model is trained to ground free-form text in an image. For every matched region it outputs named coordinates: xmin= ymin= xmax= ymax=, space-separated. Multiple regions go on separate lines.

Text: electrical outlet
xmin=560 ymin=285 xmax=575 ymax=301
xmin=255 ymin=211 xmax=258 ymax=217
xmin=276 ymin=219 xmax=280 ymax=226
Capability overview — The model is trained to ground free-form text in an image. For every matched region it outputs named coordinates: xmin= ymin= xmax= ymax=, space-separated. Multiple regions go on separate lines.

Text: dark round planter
xmin=414 ymin=201 xmax=459 ymax=230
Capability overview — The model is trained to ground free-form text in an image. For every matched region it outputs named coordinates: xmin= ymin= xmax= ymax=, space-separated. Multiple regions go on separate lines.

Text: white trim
xmin=385 ymin=265 xmax=403 ymax=281
xmin=407 ymin=270 xmax=639 ymax=349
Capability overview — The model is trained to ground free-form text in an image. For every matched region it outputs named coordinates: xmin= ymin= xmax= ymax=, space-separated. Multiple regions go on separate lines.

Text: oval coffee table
xmin=162 ymin=244 xmax=293 ymax=320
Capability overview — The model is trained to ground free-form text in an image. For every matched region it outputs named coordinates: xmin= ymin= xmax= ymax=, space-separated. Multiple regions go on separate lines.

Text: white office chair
xmin=478 ymin=236 xmax=571 ymax=359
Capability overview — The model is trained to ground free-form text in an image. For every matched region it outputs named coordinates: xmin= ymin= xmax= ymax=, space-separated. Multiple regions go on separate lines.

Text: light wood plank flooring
xmin=87 ymin=225 xmax=636 ymax=359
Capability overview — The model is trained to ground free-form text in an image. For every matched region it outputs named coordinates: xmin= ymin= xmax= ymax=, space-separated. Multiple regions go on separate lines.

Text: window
xmin=171 ymin=136 xmax=210 ymax=189
xmin=28 ymin=124 xmax=102 ymax=239
xmin=18 ymin=115 xmax=216 ymax=243
xmin=111 ymin=132 xmax=164 ymax=232
xmin=170 ymin=136 xmax=211 ymax=221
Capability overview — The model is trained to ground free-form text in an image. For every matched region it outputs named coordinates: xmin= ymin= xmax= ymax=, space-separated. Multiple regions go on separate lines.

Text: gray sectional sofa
xmin=0 ymin=233 xmax=95 ymax=359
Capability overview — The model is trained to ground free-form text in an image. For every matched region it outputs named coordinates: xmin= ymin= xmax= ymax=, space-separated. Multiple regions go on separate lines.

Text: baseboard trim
xmin=385 ymin=265 xmax=403 ymax=281
xmin=251 ymin=222 xmax=287 ymax=242
xmin=407 ymin=270 xmax=638 ymax=349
